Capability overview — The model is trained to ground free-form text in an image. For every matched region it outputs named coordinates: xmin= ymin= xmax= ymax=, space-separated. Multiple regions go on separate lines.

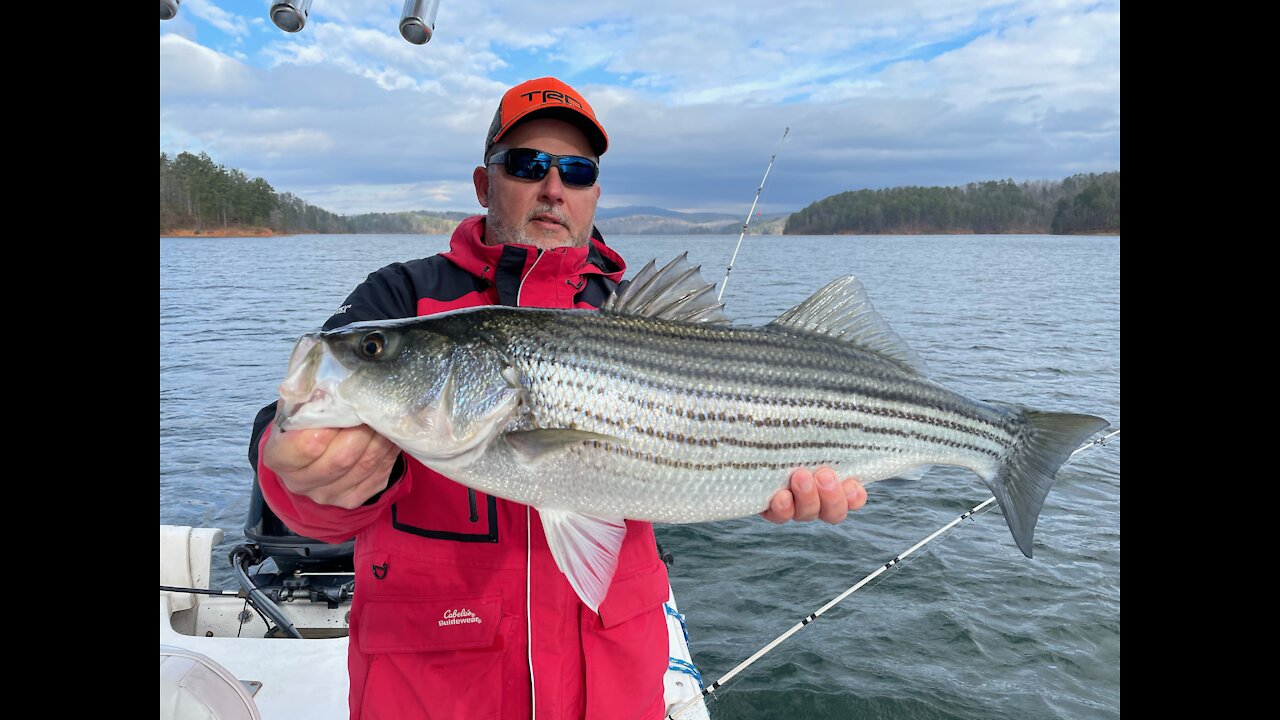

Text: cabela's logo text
xmin=439 ymin=608 xmax=483 ymax=627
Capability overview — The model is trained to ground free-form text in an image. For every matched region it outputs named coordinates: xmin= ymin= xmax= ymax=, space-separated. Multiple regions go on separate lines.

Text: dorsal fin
xmin=602 ymin=253 xmax=731 ymax=325
xmin=766 ymin=275 xmax=930 ymax=376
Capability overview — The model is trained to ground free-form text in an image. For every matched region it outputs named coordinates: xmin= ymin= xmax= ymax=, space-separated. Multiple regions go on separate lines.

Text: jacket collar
xmin=442 ymin=215 xmax=626 ymax=286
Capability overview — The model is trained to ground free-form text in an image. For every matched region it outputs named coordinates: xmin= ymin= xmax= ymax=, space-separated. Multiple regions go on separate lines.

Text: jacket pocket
xmin=359 ymin=593 xmax=503 ymax=652
xmin=390 ymin=467 xmax=499 ymax=543
xmin=583 ymin=562 xmax=671 ymax=719
xmin=356 ymin=593 xmax=508 ymax=720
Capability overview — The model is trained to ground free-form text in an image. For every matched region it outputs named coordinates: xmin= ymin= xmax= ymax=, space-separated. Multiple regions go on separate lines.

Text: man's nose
xmin=538 ymin=166 xmax=567 ymax=203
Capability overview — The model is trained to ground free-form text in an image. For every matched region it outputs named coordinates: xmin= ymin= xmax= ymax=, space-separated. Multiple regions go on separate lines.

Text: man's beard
xmin=486 ymin=200 xmax=594 ymax=249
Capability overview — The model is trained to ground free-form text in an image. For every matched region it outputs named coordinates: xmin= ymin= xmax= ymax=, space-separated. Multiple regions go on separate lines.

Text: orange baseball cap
xmin=484 ymin=77 xmax=609 ymax=160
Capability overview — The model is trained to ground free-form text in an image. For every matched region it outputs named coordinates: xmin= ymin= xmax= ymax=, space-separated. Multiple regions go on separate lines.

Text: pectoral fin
xmin=504 ymin=429 xmax=624 ymax=464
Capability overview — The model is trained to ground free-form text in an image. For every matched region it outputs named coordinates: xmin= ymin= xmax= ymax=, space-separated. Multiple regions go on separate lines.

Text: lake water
xmin=160 ymin=232 xmax=1120 ymax=719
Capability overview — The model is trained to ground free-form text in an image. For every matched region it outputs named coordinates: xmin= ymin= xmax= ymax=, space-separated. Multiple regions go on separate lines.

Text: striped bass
xmin=277 ymin=254 xmax=1109 ymax=610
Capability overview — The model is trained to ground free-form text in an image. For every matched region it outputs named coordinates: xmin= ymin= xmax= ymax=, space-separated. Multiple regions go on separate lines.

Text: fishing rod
xmin=718 ymin=127 xmax=789 ymax=302
xmin=666 ymin=427 xmax=1121 ymax=720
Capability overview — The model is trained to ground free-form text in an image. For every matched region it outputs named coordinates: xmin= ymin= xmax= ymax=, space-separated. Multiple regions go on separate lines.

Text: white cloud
xmin=160 ymin=1 xmax=1119 ymax=214
xmin=159 ymin=34 xmax=258 ymax=97
xmin=885 ymin=6 xmax=1121 ymax=124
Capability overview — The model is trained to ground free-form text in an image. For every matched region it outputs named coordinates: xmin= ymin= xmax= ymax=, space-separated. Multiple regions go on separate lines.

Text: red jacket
xmin=256 ymin=217 xmax=672 ymax=719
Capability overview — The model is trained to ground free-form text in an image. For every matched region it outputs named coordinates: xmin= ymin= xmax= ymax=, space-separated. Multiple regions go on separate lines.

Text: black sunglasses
xmin=487 ymin=148 xmax=600 ymax=188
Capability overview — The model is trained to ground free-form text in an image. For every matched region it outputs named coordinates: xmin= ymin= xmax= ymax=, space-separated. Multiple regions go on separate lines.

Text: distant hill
xmin=594 ymin=208 xmax=791 ymax=235
xmin=595 ymin=206 xmax=742 ymax=223
xmin=346 ymin=210 xmax=471 ymax=234
xmin=595 ymin=206 xmax=687 ymax=220
xmin=785 ymin=172 xmax=1120 ymax=235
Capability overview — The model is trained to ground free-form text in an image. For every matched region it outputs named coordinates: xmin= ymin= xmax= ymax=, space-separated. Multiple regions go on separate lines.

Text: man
xmin=250 ymin=77 xmax=866 ymax=719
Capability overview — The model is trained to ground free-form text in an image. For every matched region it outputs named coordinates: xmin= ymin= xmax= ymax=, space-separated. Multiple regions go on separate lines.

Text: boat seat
xmin=160 ymin=645 xmax=261 ymax=720
xmin=160 ymin=526 xmax=224 ymax=612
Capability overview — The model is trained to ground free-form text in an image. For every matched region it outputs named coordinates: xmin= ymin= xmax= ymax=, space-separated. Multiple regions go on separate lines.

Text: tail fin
xmin=984 ymin=407 xmax=1110 ymax=558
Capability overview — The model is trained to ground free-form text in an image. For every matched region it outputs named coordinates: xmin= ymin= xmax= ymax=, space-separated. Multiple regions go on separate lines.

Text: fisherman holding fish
xmin=249 ymin=77 xmax=867 ymax=719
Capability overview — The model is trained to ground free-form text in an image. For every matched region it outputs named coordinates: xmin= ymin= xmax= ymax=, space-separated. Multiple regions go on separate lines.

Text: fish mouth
xmin=277 ymin=387 xmax=330 ymax=430
xmin=274 ymin=334 xmax=361 ymax=431
xmin=277 ymin=336 xmax=321 ymax=407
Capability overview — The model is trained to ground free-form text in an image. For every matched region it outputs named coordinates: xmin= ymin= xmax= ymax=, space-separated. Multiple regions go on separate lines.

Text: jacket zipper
xmin=526 ymin=505 xmax=536 ymax=717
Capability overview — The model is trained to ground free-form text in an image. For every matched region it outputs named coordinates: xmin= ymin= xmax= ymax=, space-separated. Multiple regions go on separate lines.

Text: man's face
xmin=473 ymin=118 xmax=602 ymax=249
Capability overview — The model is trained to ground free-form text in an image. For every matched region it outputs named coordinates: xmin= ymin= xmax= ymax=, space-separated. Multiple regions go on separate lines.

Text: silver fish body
xmin=277 ymin=256 xmax=1108 ymax=610
xmin=377 ymin=309 xmax=1025 ymax=520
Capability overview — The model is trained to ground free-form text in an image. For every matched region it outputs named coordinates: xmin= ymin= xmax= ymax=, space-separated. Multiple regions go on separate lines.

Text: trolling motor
xmin=229 ymin=542 xmax=355 ymax=639
xmin=233 ymin=450 xmax=357 ymax=637
xmin=243 ymin=470 xmax=355 ymax=575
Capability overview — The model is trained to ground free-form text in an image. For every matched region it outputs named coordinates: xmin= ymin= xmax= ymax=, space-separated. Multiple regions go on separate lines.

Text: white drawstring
xmin=527 ymin=504 xmax=536 ymax=718
xmin=519 ymin=250 xmax=546 ymax=715
xmin=517 ymin=250 xmax=545 ymax=306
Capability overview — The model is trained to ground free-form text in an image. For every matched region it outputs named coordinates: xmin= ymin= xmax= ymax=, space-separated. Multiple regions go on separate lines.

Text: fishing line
xmin=666 ymin=427 xmax=1120 ymax=720
xmin=718 ymin=127 xmax=789 ymax=302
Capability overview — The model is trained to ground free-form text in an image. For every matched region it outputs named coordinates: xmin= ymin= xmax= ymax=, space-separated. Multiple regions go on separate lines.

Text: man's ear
xmin=473 ymin=166 xmax=491 ymax=208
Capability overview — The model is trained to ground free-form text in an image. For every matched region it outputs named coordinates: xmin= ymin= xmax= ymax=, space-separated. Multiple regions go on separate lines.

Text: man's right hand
xmin=263 ymin=404 xmax=402 ymax=509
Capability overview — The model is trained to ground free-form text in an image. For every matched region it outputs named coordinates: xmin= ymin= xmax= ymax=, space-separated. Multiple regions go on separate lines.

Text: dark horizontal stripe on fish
xmin=524 ymin=364 xmax=1015 ymax=450
xmin=628 ymin=428 xmax=921 ymax=456
xmin=574 ymin=440 xmax=841 ymax=473
xmin=526 ymin=356 xmax=1008 ymax=444
xmin=531 ymin=328 xmax=913 ymax=390
xmin=542 ymin=394 xmax=1006 ymax=463
xmin=542 ymin=315 xmax=924 ymax=376
xmin=510 ymin=311 xmax=904 ymax=364
xmin=515 ymin=339 xmax=1007 ymax=439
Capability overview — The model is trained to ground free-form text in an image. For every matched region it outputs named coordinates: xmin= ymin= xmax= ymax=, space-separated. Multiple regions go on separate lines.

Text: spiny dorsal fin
xmin=602 ymin=253 xmax=731 ymax=325
xmin=766 ymin=275 xmax=930 ymax=376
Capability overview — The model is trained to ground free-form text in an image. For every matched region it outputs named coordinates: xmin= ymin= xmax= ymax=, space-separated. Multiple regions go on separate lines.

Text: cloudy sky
xmin=159 ymin=1 xmax=1120 ymax=216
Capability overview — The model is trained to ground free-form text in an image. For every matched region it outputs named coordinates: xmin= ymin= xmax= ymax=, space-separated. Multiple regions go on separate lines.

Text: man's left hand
xmin=761 ymin=467 xmax=866 ymax=524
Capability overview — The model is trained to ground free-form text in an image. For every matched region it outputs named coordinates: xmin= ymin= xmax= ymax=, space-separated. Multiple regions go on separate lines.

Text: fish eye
xmin=357 ymin=332 xmax=386 ymax=359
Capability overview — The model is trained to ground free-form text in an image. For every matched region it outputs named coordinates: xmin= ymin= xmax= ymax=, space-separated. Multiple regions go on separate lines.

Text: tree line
xmin=160 ymin=151 xmax=349 ymax=233
xmin=160 ymin=152 xmax=465 ymax=235
xmin=784 ymin=172 xmax=1120 ymax=235
xmin=160 ymin=152 xmax=287 ymax=232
